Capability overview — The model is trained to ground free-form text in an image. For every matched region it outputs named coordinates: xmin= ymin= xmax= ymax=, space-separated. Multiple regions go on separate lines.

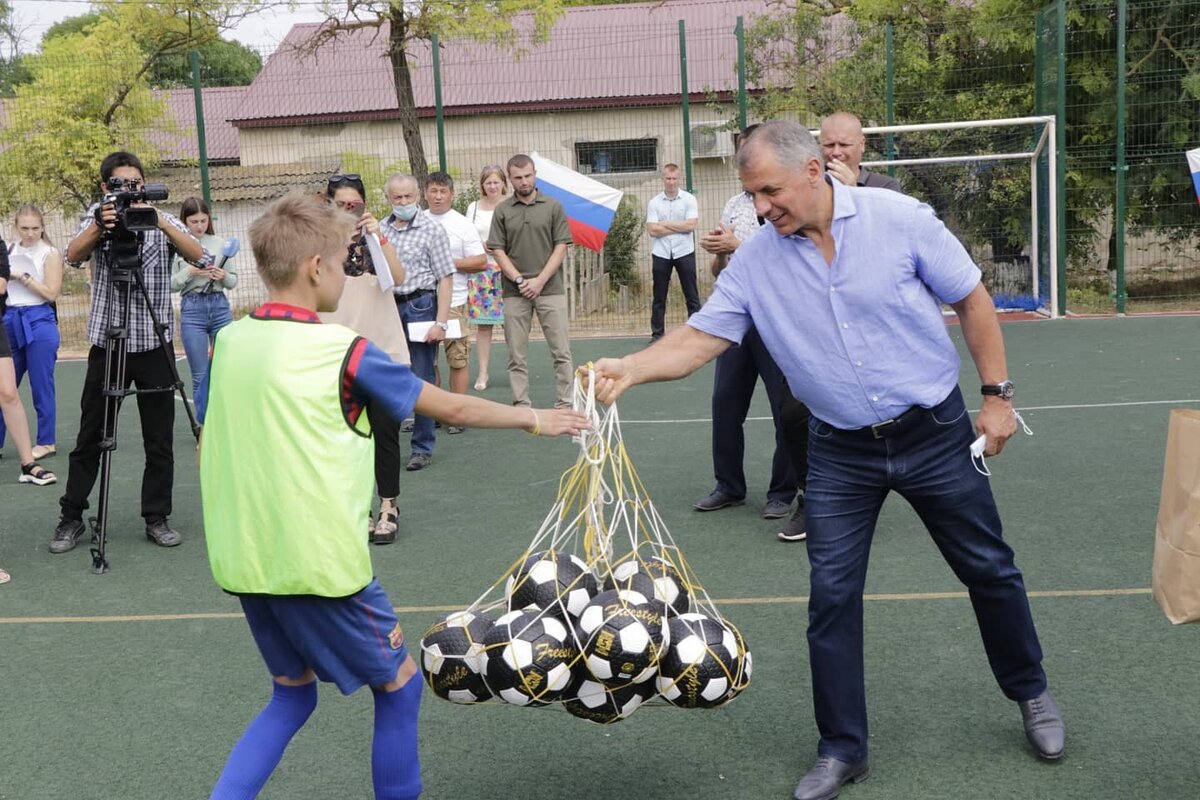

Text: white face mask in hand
xmin=970 ymin=409 xmax=1034 ymax=477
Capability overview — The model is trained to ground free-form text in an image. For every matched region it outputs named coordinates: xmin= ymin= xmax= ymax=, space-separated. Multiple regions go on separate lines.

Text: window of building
xmin=575 ymin=139 xmax=657 ymax=175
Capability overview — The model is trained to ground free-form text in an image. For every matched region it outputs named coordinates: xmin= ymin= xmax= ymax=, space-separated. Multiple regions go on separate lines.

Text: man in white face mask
xmin=382 ymin=173 xmax=455 ymax=471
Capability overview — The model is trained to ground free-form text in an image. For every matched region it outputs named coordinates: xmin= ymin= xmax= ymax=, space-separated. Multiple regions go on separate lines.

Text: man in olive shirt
xmin=488 ymin=154 xmax=575 ymax=408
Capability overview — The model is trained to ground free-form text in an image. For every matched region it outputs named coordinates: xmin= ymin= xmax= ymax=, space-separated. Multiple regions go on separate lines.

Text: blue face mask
xmin=392 ymin=203 xmax=419 ymax=221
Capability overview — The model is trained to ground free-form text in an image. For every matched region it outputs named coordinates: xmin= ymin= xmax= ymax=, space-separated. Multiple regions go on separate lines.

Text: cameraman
xmin=51 ymin=151 xmax=208 ymax=554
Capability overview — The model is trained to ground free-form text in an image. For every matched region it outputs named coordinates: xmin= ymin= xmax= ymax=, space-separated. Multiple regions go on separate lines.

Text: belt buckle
xmin=870 ymin=419 xmax=897 ymax=439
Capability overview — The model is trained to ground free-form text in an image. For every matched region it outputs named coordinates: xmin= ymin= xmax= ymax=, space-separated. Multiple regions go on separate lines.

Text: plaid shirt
xmin=382 ymin=211 xmax=455 ymax=296
xmin=71 ymin=205 xmax=209 ymax=352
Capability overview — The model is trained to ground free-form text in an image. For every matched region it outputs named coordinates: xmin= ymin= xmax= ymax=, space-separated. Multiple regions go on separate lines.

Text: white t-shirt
xmin=425 ymin=209 xmax=486 ymax=308
xmin=6 ymin=240 xmax=55 ymax=307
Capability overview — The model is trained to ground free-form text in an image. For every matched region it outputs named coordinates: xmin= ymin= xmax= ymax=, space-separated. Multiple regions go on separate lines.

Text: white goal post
xmin=817 ymin=116 xmax=1060 ymax=318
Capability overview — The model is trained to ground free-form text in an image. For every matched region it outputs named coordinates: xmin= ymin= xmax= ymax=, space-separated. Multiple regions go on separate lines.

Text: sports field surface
xmin=1 ymin=315 xmax=1198 ymax=799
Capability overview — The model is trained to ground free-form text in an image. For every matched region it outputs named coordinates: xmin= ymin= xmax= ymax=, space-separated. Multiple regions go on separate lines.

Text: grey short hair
xmin=736 ymin=120 xmax=822 ymax=172
xmin=385 ymin=172 xmax=418 ymax=193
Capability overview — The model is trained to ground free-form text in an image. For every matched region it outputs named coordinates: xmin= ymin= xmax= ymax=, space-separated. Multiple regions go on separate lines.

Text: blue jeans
xmin=805 ymin=386 xmax=1046 ymax=762
xmin=1 ymin=304 xmax=59 ymax=448
xmin=397 ymin=292 xmax=436 ymax=456
xmin=180 ymin=292 xmax=233 ymax=395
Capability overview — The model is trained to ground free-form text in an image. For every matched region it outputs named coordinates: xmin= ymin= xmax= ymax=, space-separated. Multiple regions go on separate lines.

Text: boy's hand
xmin=530 ymin=408 xmax=590 ymax=437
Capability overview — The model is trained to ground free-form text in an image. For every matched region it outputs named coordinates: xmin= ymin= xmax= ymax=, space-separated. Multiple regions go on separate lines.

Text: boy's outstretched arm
xmin=350 ymin=340 xmax=589 ymax=437
xmin=412 ymin=383 xmax=588 ymax=436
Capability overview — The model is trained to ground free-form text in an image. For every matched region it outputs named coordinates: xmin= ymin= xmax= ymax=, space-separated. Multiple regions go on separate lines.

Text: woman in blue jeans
xmin=172 ymin=197 xmax=237 ymax=394
xmin=1 ymin=204 xmax=63 ymax=463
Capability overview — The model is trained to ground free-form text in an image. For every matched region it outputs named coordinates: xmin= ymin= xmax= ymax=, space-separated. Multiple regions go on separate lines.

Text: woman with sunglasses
xmin=320 ymin=174 xmax=409 ymax=544
xmin=464 ymin=165 xmax=508 ymax=391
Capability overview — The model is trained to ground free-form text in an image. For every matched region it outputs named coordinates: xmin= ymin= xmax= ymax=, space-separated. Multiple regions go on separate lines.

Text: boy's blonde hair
xmin=249 ymin=193 xmax=356 ymax=289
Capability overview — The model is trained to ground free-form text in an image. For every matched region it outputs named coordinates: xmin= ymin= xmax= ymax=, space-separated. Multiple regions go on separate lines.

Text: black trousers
xmin=709 ymin=326 xmax=796 ymax=503
xmin=779 ymin=388 xmax=811 ymax=494
xmin=368 ymin=403 xmax=401 ymax=499
xmin=650 ymin=253 xmax=701 ymax=338
xmin=59 ymin=344 xmax=175 ymax=523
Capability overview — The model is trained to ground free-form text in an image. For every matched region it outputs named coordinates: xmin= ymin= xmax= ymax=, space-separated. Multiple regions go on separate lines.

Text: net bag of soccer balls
xmin=419 ymin=371 xmax=751 ymax=723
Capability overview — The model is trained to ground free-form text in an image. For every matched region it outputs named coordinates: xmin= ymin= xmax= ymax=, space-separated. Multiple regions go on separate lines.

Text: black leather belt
xmin=395 ymin=288 xmax=435 ymax=304
xmin=848 ymin=404 xmax=926 ymax=439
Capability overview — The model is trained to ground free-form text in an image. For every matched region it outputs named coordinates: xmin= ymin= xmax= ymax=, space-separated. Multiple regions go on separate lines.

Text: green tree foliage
xmin=308 ymin=1 xmax=569 ymax=189
xmin=0 ymin=0 xmax=29 ymax=96
xmin=42 ymin=9 xmax=262 ymax=88
xmin=0 ymin=2 xmax=260 ymax=214
xmin=0 ymin=27 xmax=169 ymax=213
xmin=603 ymin=193 xmax=642 ymax=288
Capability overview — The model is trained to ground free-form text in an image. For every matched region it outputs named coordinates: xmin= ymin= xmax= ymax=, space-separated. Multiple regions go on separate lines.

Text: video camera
xmin=98 ymin=177 xmax=170 ymax=234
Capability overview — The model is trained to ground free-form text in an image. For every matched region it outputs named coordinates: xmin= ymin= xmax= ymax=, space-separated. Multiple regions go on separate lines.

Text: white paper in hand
xmin=366 ymin=233 xmax=393 ymax=292
xmin=408 ymin=319 xmax=463 ymax=341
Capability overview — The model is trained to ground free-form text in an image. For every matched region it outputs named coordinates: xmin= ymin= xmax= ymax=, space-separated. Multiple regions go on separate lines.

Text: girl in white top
xmin=464 ymin=166 xmax=508 ymax=391
xmin=171 ymin=197 xmax=238 ymax=394
xmin=1 ymin=204 xmax=62 ymax=472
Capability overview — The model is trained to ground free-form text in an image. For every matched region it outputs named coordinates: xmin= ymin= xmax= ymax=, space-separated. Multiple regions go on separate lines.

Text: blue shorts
xmin=239 ymin=579 xmax=409 ymax=695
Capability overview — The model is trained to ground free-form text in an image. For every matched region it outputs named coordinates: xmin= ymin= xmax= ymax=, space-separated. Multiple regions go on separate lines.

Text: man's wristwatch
xmin=512 ymin=275 xmax=526 ymax=286
xmin=981 ymin=380 xmax=1015 ymax=400
xmin=436 ymin=321 xmax=449 ymax=332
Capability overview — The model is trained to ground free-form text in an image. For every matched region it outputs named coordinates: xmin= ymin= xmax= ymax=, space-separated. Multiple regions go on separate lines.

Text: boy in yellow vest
xmin=197 ymin=194 xmax=588 ymax=800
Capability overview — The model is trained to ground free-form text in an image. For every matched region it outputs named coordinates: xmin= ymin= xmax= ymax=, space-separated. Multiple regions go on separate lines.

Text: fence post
xmin=431 ymin=33 xmax=447 ymax=174
xmin=189 ymin=50 xmax=211 ymax=207
xmin=885 ymin=22 xmax=896 ymax=178
xmin=1113 ymin=0 xmax=1128 ymax=314
xmin=736 ymin=16 xmax=747 ymax=131
xmin=679 ymin=19 xmax=692 ymax=192
xmin=1055 ymin=0 xmax=1068 ymax=315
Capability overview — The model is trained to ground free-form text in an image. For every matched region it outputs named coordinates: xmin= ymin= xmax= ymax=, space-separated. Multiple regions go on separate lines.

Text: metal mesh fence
xmin=1 ymin=0 xmax=1197 ymax=354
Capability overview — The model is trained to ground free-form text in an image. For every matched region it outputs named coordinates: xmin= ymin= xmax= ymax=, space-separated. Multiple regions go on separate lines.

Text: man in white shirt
xmin=645 ymin=163 xmax=700 ymax=341
xmin=424 ymin=171 xmax=487 ymax=433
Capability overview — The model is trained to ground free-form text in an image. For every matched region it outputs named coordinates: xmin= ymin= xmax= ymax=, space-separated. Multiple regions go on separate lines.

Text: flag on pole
xmin=531 ymin=153 xmax=623 ymax=252
xmin=1189 ymin=147 xmax=1200 ymax=204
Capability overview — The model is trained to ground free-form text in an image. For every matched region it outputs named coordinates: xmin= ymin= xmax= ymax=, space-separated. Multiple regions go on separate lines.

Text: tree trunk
xmin=387 ymin=8 xmax=429 ymax=189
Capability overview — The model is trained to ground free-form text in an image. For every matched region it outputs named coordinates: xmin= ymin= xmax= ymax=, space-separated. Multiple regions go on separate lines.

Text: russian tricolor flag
xmin=1189 ymin=147 xmax=1200 ymax=204
xmin=532 ymin=153 xmax=623 ymax=252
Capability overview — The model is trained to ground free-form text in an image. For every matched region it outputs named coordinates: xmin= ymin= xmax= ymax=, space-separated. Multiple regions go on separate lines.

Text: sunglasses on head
xmin=328 ymin=173 xmax=362 ymax=187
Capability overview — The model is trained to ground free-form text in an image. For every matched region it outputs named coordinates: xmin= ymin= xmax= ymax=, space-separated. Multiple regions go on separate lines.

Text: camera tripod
xmin=89 ymin=232 xmax=200 ymax=574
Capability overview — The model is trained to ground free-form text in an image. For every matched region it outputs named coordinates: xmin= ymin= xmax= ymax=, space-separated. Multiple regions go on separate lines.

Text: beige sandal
xmin=31 ymin=444 xmax=56 ymax=460
xmin=371 ymin=501 xmax=399 ymax=545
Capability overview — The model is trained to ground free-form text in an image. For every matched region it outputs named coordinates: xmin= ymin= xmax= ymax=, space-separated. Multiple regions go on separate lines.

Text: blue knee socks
xmin=210 ymin=681 xmax=318 ymax=800
xmin=371 ymin=676 xmax=423 ymax=800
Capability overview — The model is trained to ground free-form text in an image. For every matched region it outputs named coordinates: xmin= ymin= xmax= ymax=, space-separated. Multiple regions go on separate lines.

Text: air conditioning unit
xmin=690 ymin=123 xmax=735 ymax=159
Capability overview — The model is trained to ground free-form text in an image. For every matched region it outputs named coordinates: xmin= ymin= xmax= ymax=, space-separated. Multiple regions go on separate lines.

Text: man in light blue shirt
xmin=590 ymin=121 xmax=1062 ymax=800
xmin=645 ymin=164 xmax=700 ymax=340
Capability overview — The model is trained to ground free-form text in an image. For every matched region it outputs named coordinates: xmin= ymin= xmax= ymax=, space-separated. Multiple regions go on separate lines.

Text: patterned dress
xmin=465 ymin=201 xmax=504 ymax=324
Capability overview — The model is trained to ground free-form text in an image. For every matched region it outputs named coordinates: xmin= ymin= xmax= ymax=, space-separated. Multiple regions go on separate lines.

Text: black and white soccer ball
xmin=564 ymin=677 xmax=657 ymax=725
xmin=483 ymin=609 xmax=577 ymax=706
xmin=575 ymin=589 xmax=663 ymax=686
xmin=419 ymin=611 xmax=493 ymax=704
xmin=603 ymin=555 xmax=690 ymax=616
xmin=656 ymin=613 xmax=751 ymax=708
xmin=506 ymin=550 xmax=597 ymax=619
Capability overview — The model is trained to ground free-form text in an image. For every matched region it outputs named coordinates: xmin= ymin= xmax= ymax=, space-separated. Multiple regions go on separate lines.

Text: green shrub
xmin=604 ymin=193 xmax=641 ymax=288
